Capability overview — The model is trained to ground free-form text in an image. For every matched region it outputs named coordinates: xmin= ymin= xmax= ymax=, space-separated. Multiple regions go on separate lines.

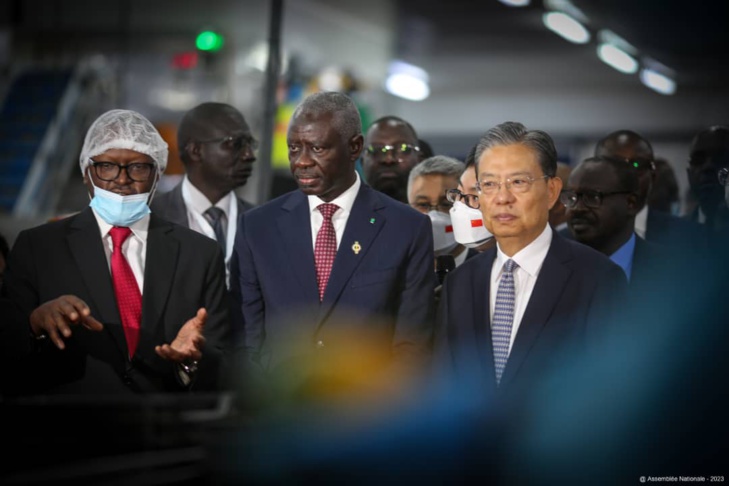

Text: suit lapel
xmin=67 ymin=208 xmax=127 ymax=356
xmin=500 ymin=234 xmax=572 ymax=387
xmin=471 ymin=249 xmax=497 ymax=385
xmin=167 ymin=183 xmax=190 ymax=227
xmin=139 ymin=215 xmax=178 ymax=354
xmin=317 ymin=185 xmax=385 ymax=324
xmin=278 ymin=192 xmax=319 ymax=305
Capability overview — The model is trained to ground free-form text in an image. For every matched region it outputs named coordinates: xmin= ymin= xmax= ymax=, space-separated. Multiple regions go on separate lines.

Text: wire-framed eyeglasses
xmin=476 ymin=175 xmax=549 ymax=195
xmin=445 ymin=188 xmax=479 ymax=209
xmin=90 ymin=161 xmax=155 ymax=182
xmin=560 ymin=189 xmax=632 ymax=209
xmin=198 ymin=135 xmax=259 ymax=154
xmin=365 ymin=143 xmax=420 ymax=160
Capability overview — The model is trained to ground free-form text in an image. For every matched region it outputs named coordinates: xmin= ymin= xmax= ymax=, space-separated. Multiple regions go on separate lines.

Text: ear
xmin=547 ymin=175 xmax=563 ymax=210
xmin=186 ymin=141 xmax=202 ymax=164
xmin=350 ymin=134 xmax=364 ymax=162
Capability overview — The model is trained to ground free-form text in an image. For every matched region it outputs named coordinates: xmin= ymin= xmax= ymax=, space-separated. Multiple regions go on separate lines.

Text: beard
xmin=370 ymin=174 xmax=408 ymax=203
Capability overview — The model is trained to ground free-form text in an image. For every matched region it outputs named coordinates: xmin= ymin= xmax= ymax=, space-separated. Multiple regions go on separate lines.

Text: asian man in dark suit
xmin=1 ymin=109 xmax=230 ymax=396
xmin=151 ymin=102 xmax=255 ymax=286
xmin=230 ymin=92 xmax=435 ymax=386
xmin=435 ymin=122 xmax=627 ymax=405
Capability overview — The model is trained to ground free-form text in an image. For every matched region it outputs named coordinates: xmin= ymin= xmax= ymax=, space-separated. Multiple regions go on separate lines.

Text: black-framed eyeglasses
xmin=91 ymin=161 xmax=155 ymax=182
xmin=365 ymin=143 xmax=420 ymax=160
xmin=198 ymin=135 xmax=259 ymax=154
xmin=560 ymin=189 xmax=632 ymax=209
xmin=410 ymin=200 xmax=453 ymax=213
xmin=719 ymin=167 xmax=729 ymax=186
xmin=476 ymin=175 xmax=549 ymax=195
xmin=445 ymin=188 xmax=479 ymax=209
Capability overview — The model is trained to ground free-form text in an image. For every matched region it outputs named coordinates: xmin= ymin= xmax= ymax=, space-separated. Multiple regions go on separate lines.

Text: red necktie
xmin=109 ymin=227 xmax=142 ymax=357
xmin=314 ymin=203 xmax=339 ymax=301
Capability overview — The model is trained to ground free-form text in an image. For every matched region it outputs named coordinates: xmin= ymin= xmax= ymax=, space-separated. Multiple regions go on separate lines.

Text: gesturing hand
xmin=30 ymin=295 xmax=104 ymax=350
xmin=154 ymin=307 xmax=207 ymax=363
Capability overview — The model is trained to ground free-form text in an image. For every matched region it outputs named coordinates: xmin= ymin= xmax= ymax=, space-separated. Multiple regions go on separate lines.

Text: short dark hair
xmin=367 ymin=116 xmax=418 ymax=141
xmin=595 ymin=130 xmax=654 ymax=159
xmin=177 ymin=102 xmax=248 ymax=165
xmin=0 ymin=231 xmax=8 ymax=259
xmin=292 ymin=91 xmax=362 ymax=141
xmin=474 ymin=121 xmax=558 ymax=177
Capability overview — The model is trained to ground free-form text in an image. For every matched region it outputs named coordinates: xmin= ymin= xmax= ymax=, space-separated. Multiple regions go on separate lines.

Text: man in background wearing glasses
xmin=434 ymin=121 xmax=626 ymax=405
xmin=563 ymin=155 xmax=674 ymax=288
xmin=595 ymin=129 xmax=702 ymax=251
xmin=151 ymin=102 xmax=256 ymax=286
xmin=361 ymin=116 xmax=423 ymax=204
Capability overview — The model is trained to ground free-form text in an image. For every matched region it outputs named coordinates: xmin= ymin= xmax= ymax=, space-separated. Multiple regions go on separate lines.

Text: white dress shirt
xmin=307 ymin=172 xmax=361 ymax=250
xmin=92 ymin=208 xmax=149 ymax=293
xmin=634 ymin=205 xmax=648 ymax=238
xmin=181 ymin=176 xmax=238 ymax=283
xmin=490 ymin=224 xmax=553 ymax=356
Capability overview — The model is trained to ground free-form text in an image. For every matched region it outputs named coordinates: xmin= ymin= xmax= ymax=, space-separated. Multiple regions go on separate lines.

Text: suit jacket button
xmin=316 ymin=340 xmax=325 ymax=348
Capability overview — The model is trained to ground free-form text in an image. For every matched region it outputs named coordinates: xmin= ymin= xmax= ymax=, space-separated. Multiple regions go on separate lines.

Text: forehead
xmin=478 ymin=143 xmax=541 ymax=176
xmin=92 ymin=148 xmax=153 ymax=163
xmin=411 ymin=174 xmax=459 ymax=197
xmin=459 ymin=166 xmax=478 ymax=191
xmin=206 ymin=108 xmax=250 ymax=135
xmin=287 ymin=111 xmax=337 ymax=141
xmin=366 ymin=121 xmax=417 ymax=145
xmin=569 ymin=162 xmax=619 ymax=188
xmin=597 ymin=137 xmax=652 ymax=159
xmin=691 ymin=130 xmax=729 ymax=154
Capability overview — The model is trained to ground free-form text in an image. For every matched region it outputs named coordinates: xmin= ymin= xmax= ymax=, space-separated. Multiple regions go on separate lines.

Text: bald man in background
xmin=595 ymin=130 xmax=703 ymax=251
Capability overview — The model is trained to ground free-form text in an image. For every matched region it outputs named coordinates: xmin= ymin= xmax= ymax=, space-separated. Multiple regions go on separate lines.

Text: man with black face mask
xmin=1 ymin=109 xmax=231 ymax=396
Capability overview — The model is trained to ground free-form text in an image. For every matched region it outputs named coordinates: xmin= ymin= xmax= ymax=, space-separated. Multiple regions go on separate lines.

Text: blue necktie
xmin=492 ymin=259 xmax=518 ymax=385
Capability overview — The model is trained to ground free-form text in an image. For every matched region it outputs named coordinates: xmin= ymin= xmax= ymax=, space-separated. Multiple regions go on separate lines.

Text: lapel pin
xmin=369 ymin=218 xmax=376 ymax=224
xmin=352 ymin=241 xmax=362 ymax=255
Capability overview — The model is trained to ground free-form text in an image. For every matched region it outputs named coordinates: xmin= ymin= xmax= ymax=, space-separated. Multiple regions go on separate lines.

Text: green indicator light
xmin=196 ymin=31 xmax=224 ymax=51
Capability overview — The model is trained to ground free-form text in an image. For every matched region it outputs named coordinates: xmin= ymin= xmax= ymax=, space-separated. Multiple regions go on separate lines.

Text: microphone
xmin=435 ymin=255 xmax=456 ymax=286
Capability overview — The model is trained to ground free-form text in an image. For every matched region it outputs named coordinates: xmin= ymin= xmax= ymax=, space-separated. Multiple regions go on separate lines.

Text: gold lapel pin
xmin=352 ymin=241 xmax=362 ymax=255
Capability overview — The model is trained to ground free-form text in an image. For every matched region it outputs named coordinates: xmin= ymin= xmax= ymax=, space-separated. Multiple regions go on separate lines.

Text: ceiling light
xmin=640 ymin=68 xmax=676 ymax=95
xmin=543 ymin=12 xmax=590 ymax=44
xmin=597 ymin=43 xmax=639 ymax=74
xmin=385 ymin=61 xmax=430 ymax=101
xmin=498 ymin=0 xmax=530 ymax=6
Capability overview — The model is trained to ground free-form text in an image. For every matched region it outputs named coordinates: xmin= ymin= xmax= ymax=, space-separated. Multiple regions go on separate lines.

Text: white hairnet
xmin=79 ymin=109 xmax=168 ymax=175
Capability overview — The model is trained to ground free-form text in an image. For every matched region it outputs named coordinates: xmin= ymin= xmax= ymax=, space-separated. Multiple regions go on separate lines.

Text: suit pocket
xmin=350 ymin=267 xmax=398 ymax=289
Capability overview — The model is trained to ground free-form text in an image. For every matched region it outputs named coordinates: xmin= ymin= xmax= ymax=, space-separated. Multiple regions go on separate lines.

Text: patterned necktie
xmin=492 ymin=258 xmax=518 ymax=385
xmin=314 ymin=203 xmax=339 ymax=301
xmin=203 ymin=207 xmax=227 ymax=255
xmin=109 ymin=227 xmax=142 ymax=358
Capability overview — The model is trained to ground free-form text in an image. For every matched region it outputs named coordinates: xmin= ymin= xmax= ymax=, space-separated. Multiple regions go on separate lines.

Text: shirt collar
xmin=634 ymin=205 xmax=648 ymax=238
xmin=90 ymin=207 xmax=150 ymax=241
xmin=307 ymin=171 xmax=361 ymax=215
xmin=609 ymin=232 xmax=636 ymax=281
xmin=182 ymin=175 xmax=235 ymax=216
xmin=495 ymin=223 xmax=553 ymax=278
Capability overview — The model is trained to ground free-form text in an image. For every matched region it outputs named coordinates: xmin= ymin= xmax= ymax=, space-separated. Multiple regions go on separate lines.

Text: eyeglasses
xmin=365 ymin=143 xmax=420 ymax=160
xmin=560 ymin=189 xmax=632 ymax=209
xmin=410 ymin=200 xmax=453 ymax=213
xmin=198 ymin=135 xmax=259 ymax=154
xmin=91 ymin=161 xmax=155 ymax=182
xmin=719 ymin=167 xmax=729 ymax=186
xmin=476 ymin=175 xmax=549 ymax=195
xmin=445 ymin=188 xmax=479 ymax=209
xmin=624 ymin=158 xmax=656 ymax=172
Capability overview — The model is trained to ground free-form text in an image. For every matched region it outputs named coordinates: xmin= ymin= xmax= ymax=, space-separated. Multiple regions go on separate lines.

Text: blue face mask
xmin=89 ymin=182 xmax=151 ymax=227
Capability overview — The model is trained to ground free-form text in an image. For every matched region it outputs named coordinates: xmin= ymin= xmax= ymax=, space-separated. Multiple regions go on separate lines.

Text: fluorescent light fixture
xmin=597 ymin=43 xmax=638 ymax=74
xmin=498 ymin=0 xmax=530 ymax=6
xmin=543 ymin=12 xmax=590 ymax=44
xmin=640 ymin=68 xmax=676 ymax=95
xmin=385 ymin=61 xmax=430 ymax=101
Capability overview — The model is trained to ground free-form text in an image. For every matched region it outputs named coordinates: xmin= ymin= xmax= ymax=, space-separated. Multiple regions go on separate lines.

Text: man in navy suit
xmin=595 ymin=129 xmax=705 ymax=251
xmin=435 ymin=122 xmax=626 ymax=403
xmin=231 ymin=92 xmax=435 ymax=384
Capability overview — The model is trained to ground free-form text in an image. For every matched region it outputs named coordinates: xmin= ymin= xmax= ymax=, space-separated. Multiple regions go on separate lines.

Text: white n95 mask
xmin=450 ymin=201 xmax=492 ymax=248
xmin=428 ymin=210 xmax=458 ymax=255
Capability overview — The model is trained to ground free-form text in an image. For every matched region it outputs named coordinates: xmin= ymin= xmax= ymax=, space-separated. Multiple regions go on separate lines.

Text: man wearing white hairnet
xmin=2 ymin=109 xmax=231 ymax=395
